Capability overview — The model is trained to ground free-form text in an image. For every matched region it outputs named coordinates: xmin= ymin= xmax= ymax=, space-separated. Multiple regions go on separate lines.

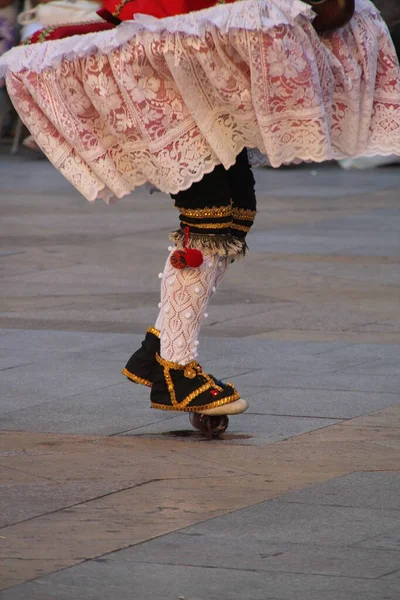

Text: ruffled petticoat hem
xmin=2 ymin=0 xmax=400 ymax=203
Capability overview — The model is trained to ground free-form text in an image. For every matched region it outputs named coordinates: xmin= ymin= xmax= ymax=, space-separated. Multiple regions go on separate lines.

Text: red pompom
xmin=170 ymin=249 xmax=187 ymax=269
xmin=184 ymin=248 xmax=203 ymax=268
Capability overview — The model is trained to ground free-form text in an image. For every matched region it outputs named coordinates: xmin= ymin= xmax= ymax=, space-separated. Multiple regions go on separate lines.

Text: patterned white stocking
xmin=155 ymin=251 xmax=228 ymax=365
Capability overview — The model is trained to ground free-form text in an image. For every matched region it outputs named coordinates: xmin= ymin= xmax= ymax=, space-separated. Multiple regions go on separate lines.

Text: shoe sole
xmin=202 ymin=398 xmax=248 ymax=416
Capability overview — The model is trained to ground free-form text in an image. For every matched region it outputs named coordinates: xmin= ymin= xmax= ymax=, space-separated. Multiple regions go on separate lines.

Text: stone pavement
xmin=0 ymin=147 xmax=399 ymax=599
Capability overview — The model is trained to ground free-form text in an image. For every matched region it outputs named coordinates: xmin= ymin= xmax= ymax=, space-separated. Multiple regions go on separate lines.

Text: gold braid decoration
xmin=151 ymin=392 xmax=240 ymax=413
xmin=232 ymin=208 xmax=257 ymax=221
xmin=180 ymin=220 xmax=233 ymax=230
xmin=113 ymin=0 xmax=132 ymax=17
xmin=147 ymin=326 xmax=160 ymax=338
xmin=155 ymin=354 xmax=233 ymax=410
xmin=179 ymin=205 xmax=232 ymax=219
xmin=122 ymin=368 xmax=152 ymax=388
xmin=231 ymin=223 xmax=252 ymax=233
xmin=37 ymin=26 xmax=57 ymax=43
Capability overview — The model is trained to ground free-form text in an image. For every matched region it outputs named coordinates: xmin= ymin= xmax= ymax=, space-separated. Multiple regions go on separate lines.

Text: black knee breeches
xmin=170 ymin=149 xmax=257 ymax=255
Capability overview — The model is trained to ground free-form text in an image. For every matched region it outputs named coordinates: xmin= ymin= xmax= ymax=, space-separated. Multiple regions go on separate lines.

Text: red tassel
xmin=170 ymin=226 xmax=203 ymax=269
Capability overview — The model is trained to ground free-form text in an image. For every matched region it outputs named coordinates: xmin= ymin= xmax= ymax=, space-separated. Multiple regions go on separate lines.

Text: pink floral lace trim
xmin=3 ymin=0 xmax=400 ymax=203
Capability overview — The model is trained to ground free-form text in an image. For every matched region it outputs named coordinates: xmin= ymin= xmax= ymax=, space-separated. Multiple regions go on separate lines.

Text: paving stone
xmin=339 ymin=361 xmax=400 ymax=376
xmin=273 ymin=472 xmax=400 ymax=510
xmin=123 ymin=413 xmax=340 ymax=446
xmin=0 ymin=329 xmax=137 ymax=353
xmin=267 ymin=258 xmax=400 ymax=286
xmin=0 ymin=356 xmax=124 ymax=408
xmin=1 ymin=561 xmax=399 ymax=600
xmin=350 ymin=406 xmax=400 ymax=427
xmin=202 ymin=346 xmax=374 ymax=376
xmin=354 ymin=529 xmax=400 ymax=551
xmin=0 ymin=481 xmax=133 ymax=528
xmin=382 ymin=569 xmax=400 ymax=581
xmin=250 ymin=210 xmax=400 ymax=257
xmin=244 ymin=388 xmax=399 ymax=419
xmin=253 ymin=164 xmax=400 ymax=198
xmin=110 ymin=532 xmax=400 ymax=579
xmin=0 ymin=433 xmax=241 ymax=487
xmin=0 ymin=559 xmax=76 ymax=593
xmin=0 ymin=382 xmax=170 ymax=435
xmin=0 ymin=476 xmax=278 ymax=564
xmin=300 ymin=343 xmax=399 ymax=362
xmin=227 ymin=370 xmax=400 ymax=394
xmin=144 ymin=500 xmax=400 ymax=546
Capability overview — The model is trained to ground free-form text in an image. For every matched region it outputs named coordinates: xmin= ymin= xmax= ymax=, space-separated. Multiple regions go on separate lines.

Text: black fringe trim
xmin=169 ymin=229 xmax=247 ymax=257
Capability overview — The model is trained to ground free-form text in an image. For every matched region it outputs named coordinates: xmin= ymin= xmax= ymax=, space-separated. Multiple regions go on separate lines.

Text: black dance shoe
xmin=150 ymin=354 xmax=245 ymax=413
xmin=122 ymin=326 xmax=160 ymax=387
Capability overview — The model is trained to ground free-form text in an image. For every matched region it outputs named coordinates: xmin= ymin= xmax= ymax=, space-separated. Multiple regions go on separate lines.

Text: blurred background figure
xmin=1 ymin=0 xmax=102 ymax=149
xmin=16 ymin=0 xmax=101 ymax=150
xmin=0 ymin=0 xmax=17 ymax=135
xmin=18 ymin=0 xmax=102 ymax=40
xmin=338 ymin=0 xmax=400 ymax=170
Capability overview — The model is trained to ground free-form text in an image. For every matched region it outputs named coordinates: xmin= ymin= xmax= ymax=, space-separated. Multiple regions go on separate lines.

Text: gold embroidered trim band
xmin=122 ymin=368 xmax=152 ymax=388
xmin=113 ymin=0 xmax=131 ymax=17
xmin=179 ymin=205 xmax=232 ymax=219
xmin=232 ymin=208 xmax=257 ymax=221
xmin=231 ymin=223 xmax=252 ymax=233
xmin=156 ymin=355 xmax=195 ymax=371
xmin=180 ymin=220 xmax=233 ymax=230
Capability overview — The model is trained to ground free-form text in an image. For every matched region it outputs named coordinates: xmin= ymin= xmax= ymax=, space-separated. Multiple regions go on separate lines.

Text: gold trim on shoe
xmin=155 ymin=354 xmax=238 ymax=411
xmin=151 ymin=392 xmax=241 ymax=413
xmin=122 ymin=367 xmax=152 ymax=388
xmin=147 ymin=326 xmax=160 ymax=338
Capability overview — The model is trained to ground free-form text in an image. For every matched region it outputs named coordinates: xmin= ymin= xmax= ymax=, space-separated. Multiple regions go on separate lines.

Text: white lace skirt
xmin=1 ymin=0 xmax=400 ymax=203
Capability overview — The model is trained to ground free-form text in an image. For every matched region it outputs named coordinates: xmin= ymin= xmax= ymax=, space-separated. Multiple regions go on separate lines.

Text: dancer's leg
xmin=150 ymin=164 xmax=248 ymax=412
xmin=124 ymin=152 xmax=256 ymax=414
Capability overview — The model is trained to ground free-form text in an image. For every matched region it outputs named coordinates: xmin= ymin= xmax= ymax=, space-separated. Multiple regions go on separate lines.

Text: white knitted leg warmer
xmin=155 ymin=251 xmax=228 ymax=365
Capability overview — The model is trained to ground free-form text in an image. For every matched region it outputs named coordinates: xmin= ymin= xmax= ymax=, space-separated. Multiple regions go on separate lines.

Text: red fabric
xmin=23 ymin=21 xmax=115 ymax=45
xmin=103 ymin=0 xmax=235 ymax=21
xmin=21 ymin=0 xmax=236 ymax=45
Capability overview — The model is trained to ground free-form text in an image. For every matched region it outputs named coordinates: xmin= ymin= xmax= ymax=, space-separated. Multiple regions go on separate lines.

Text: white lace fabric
xmin=2 ymin=0 xmax=400 ymax=203
xmin=155 ymin=252 xmax=228 ymax=365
